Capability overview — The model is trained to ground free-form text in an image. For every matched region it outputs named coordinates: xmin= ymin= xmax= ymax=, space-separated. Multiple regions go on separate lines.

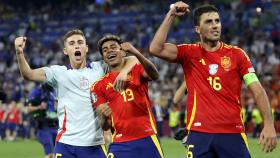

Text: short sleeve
xmin=90 ymin=83 xmax=107 ymax=108
xmin=42 ymin=65 xmax=60 ymax=87
xmin=176 ymin=44 xmax=192 ymax=64
xmin=129 ymin=64 xmax=145 ymax=85
xmin=236 ymin=48 xmax=255 ymax=77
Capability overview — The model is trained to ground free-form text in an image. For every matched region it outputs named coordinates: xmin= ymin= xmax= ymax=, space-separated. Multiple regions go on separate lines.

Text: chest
xmin=188 ymin=51 xmax=239 ymax=79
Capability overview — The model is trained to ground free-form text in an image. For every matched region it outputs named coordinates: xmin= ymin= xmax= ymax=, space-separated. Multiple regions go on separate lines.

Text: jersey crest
xmin=80 ymin=77 xmax=89 ymax=90
xmin=221 ymin=56 xmax=231 ymax=71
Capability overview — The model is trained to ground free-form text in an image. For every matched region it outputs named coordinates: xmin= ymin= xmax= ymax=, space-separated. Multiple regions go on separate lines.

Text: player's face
xmin=101 ymin=40 xmax=125 ymax=67
xmin=63 ymin=34 xmax=88 ymax=65
xmin=195 ymin=12 xmax=221 ymax=42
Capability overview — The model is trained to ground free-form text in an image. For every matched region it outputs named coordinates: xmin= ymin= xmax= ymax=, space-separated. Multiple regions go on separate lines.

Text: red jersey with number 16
xmin=176 ymin=42 xmax=255 ymax=133
xmin=90 ymin=64 xmax=157 ymax=142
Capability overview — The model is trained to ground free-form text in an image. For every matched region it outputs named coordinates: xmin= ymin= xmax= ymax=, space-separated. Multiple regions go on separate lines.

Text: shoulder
xmin=90 ymin=61 xmax=104 ymax=69
xmin=177 ymin=43 xmax=200 ymax=49
xmin=90 ymin=74 xmax=109 ymax=91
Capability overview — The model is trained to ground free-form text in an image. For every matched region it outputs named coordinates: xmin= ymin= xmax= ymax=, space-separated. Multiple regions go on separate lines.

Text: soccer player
xmin=90 ymin=35 xmax=164 ymax=158
xmin=149 ymin=2 xmax=277 ymax=157
xmin=14 ymin=29 xmax=136 ymax=158
xmin=27 ymin=83 xmax=58 ymax=158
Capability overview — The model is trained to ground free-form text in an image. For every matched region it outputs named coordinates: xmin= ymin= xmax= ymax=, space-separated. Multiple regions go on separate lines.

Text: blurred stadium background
xmin=0 ymin=0 xmax=280 ymax=157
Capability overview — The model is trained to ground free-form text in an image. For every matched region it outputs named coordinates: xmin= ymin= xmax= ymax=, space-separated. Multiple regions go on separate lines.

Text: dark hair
xmin=63 ymin=29 xmax=85 ymax=43
xmin=193 ymin=5 xmax=219 ymax=26
xmin=97 ymin=35 xmax=123 ymax=55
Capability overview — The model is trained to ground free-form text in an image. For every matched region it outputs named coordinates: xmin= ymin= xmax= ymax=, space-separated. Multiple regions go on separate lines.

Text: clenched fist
xmin=120 ymin=42 xmax=139 ymax=56
xmin=14 ymin=37 xmax=27 ymax=54
xmin=170 ymin=1 xmax=190 ymax=17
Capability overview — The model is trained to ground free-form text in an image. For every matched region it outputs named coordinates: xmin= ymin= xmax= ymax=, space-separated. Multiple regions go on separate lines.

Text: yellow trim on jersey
xmin=240 ymin=107 xmax=244 ymax=123
xmin=90 ymin=75 xmax=107 ymax=91
xmin=101 ymin=144 xmax=108 ymax=156
xmin=243 ymin=73 xmax=259 ymax=86
xmin=111 ymin=116 xmax=117 ymax=142
xmin=151 ymin=135 xmax=164 ymax=158
xmin=148 ymin=107 xmax=157 ymax=133
xmin=241 ymin=133 xmax=250 ymax=152
xmin=187 ymin=90 xmax=197 ymax=130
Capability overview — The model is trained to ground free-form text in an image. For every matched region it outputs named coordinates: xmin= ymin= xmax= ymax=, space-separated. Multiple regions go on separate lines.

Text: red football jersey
xmin=176 ymin=42 xmax=255 ymax=133
xmin=90 ymin=64 xmax=157 ymax=142
xmin=7 ymin=107 xmax=20 ymax=124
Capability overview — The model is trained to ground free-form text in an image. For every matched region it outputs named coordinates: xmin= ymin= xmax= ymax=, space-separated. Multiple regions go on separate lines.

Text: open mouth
xmin=107 ymin=53 xmax=117 ymax=60
xmin=75 ymin=51 xmax=81 ymax=56
xmin=74 ymin=51 xmax=82 ymax=60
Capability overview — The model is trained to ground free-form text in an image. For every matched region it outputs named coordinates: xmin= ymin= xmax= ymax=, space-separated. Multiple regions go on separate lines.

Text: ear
xmin=195 ymin=25 xmax=200 ymax=34
xmin=85 ymin=45 xmax=89 ymax=54
xmin=63 ymin=48 xmax=68 ymax=55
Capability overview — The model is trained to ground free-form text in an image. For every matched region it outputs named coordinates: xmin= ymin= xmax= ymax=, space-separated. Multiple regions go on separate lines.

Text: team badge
xmin=80 ymin=77 xmax=89 ymax=90
xmin=91 ymin=92 xmax=98 ymax=103
xmin=221 ymin=56 xmax=231 ymax=71
xmin=209 ymin=64 xmax=218 ymax=75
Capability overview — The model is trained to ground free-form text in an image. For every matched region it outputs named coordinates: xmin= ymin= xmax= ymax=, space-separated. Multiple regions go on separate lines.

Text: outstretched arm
xmin=14 ymin=37 xmax=46 ymax=82
xmin=121 ymin=42 xmax=159 ymax=80
xmin=248 ymin=81 xmax=277 ymax=153
xmin=149 ymin=1 xmax=189 ymax=62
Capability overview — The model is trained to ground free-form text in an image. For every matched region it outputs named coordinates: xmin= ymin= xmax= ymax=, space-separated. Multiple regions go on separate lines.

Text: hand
xmin=39 ymin=102 xmax=47 ymax=110
xmin=170 ymin=1 xmax=190 ymax=17
xmin=113 ymin=70 xmax=128 ymax=92
xmin=120 ymin=42 xmax=139 ymax=56
xmin=14 ymin=37 xmax=27 ymax=54
xmin=96 ymin=104 xmax=112 ymax=117
xmin=258 ymin=123 xmax=277 ymax=153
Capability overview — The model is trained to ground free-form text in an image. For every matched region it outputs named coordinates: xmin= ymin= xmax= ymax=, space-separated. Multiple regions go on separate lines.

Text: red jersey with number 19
xmin=176 ymin=42 xmax=255 ymax=133
xmin=90 ymin=64 xmax=157 ymax=142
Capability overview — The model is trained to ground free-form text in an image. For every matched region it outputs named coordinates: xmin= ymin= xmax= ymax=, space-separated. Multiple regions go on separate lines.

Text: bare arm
xmin=248 ymin=81 xmax=277 ymax=152
xmin=14 ymin=37 xmax=46 ymax=82
xmin=121 ymin=42 xmax=159 ymax=80
xmin=113 ymin=56 xmax=139 ymax=92
xmin=173 ymin=80 xmax=187 ymax=104
xmin=95 ymin=103 xmax=112 ymax=130
xmin=149 ymin=1 xmax=189 ymax=62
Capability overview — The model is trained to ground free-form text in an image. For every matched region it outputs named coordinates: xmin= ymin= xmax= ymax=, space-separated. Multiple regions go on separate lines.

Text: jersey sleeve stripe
xmin=187 ymin=89 xmax=197 ymax=130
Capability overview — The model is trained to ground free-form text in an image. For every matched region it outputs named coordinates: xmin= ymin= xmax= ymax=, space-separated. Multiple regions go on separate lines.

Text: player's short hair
xmin=97 ymin=35 xmax=123 ymax=55
xmin=63 ymin=29 xmax=85 ymax=44
xmin=193 ymin=5 xmax=219 ymax=26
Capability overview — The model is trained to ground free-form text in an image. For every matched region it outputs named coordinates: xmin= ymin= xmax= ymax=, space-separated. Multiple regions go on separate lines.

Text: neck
xmin=110 ymin=59 xmax=126 ymax=72
xmin=69 ymin=60 xmax=86 ymax=69
xmin=201 ymin=39 xmax=221 ymax=52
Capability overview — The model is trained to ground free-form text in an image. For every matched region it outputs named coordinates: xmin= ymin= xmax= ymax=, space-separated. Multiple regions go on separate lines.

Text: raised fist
xmin=170 ymin=1 xmax=190 ymax=16
xmin=14 ymin=37 xmax=27 ymax=54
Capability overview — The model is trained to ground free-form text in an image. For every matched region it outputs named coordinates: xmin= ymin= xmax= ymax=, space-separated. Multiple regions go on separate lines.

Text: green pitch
xmin=0 ymin=138 xmax=279 ymax=158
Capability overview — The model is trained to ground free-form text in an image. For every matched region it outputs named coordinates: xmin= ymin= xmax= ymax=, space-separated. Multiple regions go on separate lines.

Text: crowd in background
xmin=0 ymin=0 xmax=280 ymax=141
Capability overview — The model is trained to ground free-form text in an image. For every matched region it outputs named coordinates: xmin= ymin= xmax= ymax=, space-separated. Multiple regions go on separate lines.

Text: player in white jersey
xmin=14 ymin=29 xmax=136 ymax=158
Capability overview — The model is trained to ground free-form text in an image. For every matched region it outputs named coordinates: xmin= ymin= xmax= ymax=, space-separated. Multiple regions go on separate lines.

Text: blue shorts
xmin=6 ymin=123 xmax=18 ymax=132
xmin=185 ymin=131 xmax=251 ymax=158
xmin=108 ymin=135 xmax=164 ymax=158
xmin=36 ymin=128 xmax=57 ymax=155
xmin=54 ymin=142 xmax=107 ymax=158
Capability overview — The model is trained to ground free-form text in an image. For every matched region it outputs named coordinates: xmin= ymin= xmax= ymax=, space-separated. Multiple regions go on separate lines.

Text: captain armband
xmin=243 ymin=73 xmax=259 ymax=86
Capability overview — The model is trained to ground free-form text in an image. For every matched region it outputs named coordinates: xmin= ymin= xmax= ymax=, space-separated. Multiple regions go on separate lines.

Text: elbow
xmin=149 ymin=45 xmax=160 ymax=56
xmin=150 ymin=71 xmax=159 ymax=81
